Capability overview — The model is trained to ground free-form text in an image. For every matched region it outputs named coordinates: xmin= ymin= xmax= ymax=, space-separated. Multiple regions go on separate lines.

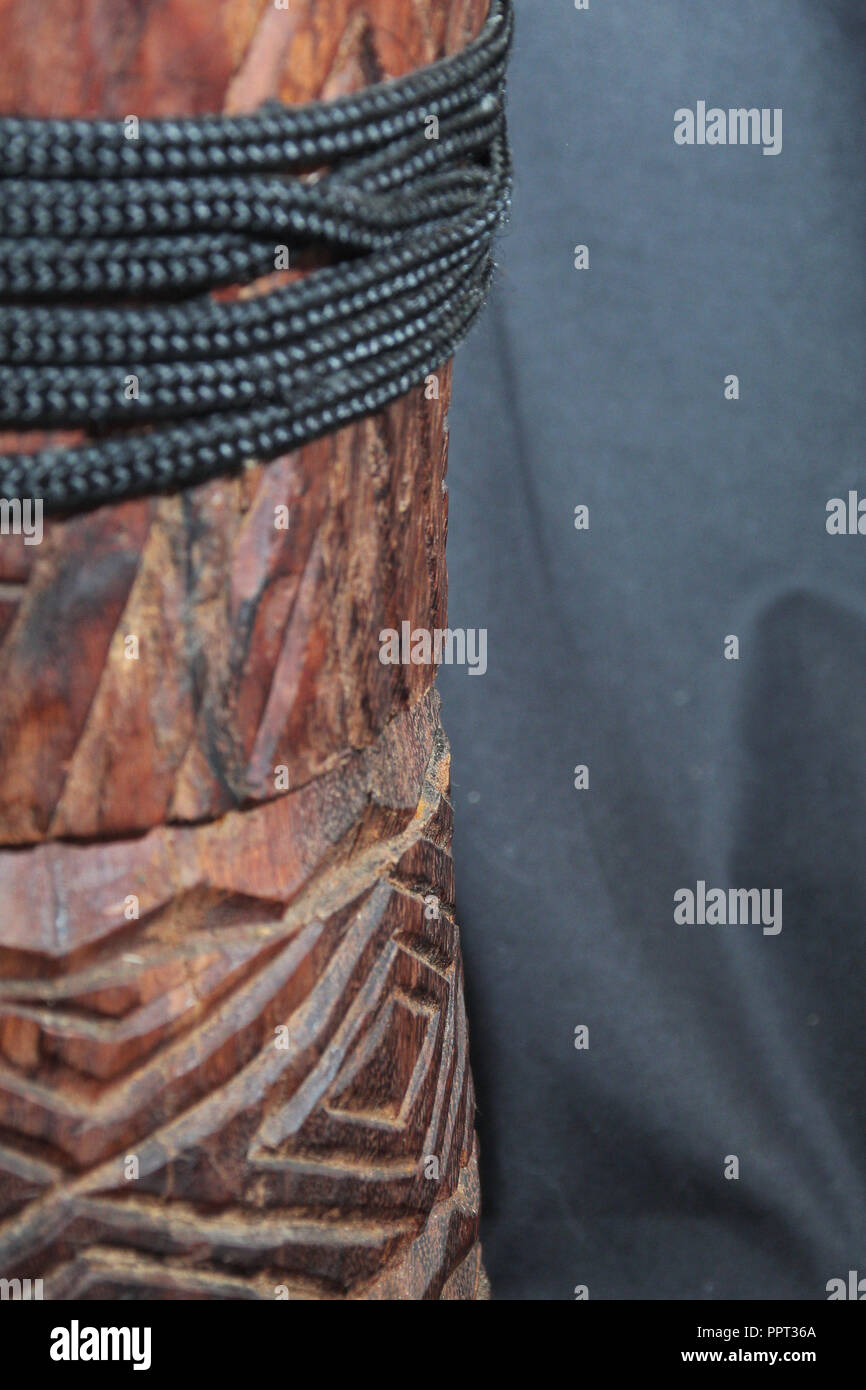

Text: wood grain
xmin=0 ymin=0 xmax=489 ymax=1299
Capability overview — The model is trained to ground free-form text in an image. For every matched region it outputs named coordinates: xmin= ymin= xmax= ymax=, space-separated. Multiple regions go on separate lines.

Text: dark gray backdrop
xmin=441 ymin=0 xmax=866 ymax=1300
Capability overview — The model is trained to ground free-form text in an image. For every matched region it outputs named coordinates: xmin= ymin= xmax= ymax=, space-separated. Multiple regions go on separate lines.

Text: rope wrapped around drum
xmin=0 ymin=0 xmax=513 ymax=512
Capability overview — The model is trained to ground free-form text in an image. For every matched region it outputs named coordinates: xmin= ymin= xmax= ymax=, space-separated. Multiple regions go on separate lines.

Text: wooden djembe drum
xmin=0 ymin=0 xmax=493 ymax=1300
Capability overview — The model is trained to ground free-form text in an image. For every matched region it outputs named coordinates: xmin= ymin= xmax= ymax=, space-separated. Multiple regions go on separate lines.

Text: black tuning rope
xmin=0 ymin=0 xmax=513 ymax=512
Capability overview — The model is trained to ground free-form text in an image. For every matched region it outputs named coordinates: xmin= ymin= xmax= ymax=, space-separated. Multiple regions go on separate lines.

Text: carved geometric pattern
xmin=0 ymin=0 xmax=490 ymax=1303
xmin=0 ymin=392 xmax=450 ymax=846
xmin=0 ymin=691 xmax=484 ymax=1298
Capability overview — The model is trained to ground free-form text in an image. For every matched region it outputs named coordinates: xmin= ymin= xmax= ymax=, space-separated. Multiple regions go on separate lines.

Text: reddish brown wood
xmin=0 ymin=0 xmax=489 ymax=1299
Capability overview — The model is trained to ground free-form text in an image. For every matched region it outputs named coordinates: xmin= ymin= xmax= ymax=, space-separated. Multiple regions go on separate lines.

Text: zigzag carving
xmin=0 ymin=0 xmax=490 ymax=1302
xmin=0 ymin=691 xmax=483 ymax=1298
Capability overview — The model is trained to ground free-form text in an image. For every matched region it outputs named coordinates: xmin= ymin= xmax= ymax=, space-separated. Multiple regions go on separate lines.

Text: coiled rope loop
xmin=0 ymin=0 xmax=512 ymax=511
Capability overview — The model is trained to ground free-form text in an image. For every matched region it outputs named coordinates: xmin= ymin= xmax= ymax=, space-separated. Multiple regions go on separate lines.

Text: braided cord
xmin=0 ymin=1 xmax=512 ymax=177
xmin=0 ymin=0 xmax=513 ymax=512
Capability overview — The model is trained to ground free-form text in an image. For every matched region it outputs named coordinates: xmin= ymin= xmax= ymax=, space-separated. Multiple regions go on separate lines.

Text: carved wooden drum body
xmin=0 ymin=0 xmax=490 ymax=1300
